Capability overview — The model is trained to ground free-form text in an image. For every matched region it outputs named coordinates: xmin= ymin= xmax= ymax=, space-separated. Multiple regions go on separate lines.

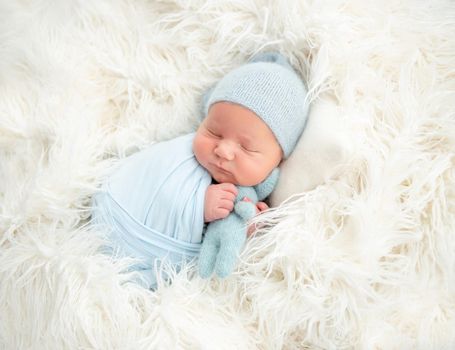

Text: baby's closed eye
xmin=240 ymin=144 xmax=259 ymax=153
xmin=207 ymin=128 xmax=220 ymax=138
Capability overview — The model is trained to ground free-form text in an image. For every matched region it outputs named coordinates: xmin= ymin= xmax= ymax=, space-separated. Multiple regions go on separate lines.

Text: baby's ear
xmin=254 ymin=168 xmax=280 ymax=201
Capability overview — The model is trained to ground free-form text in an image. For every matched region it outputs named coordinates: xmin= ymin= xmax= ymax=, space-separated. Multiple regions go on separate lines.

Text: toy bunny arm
xmin=254 ymin=168 xmax=280 ymax=201
xmin=234 ymin=201 xmax=257 ymax=221
xmin=234 ymin=186 xmax=259 ymax=220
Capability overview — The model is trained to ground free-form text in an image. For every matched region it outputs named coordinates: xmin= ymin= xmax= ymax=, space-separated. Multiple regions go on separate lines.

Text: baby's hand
xmin=204 ymin=183 xmax=238 ymax=222
xmin=242 ymin=197 xmax=269 ymax=237
xmin=242 ymin=197 xmax=270 ymax=215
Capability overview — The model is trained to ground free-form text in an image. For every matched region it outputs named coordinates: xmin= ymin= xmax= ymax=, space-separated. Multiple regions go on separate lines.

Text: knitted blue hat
xmin=202 ymin=52 xmax=309 ymax=158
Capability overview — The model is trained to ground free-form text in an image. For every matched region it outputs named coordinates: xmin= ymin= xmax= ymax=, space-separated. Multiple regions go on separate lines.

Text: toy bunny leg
xmin=198 ymin=231 xmax=219 ymax=279
xmin=215 ymin=228 xmax=247 ymax=278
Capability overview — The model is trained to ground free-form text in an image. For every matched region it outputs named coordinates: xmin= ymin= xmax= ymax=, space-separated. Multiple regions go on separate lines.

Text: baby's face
xmin=193 ymin=102 xmax=282 ymax=186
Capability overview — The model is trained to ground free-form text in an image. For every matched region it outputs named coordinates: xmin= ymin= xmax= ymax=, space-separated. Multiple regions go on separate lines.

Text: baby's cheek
xmin=234 ymin=159 xmax=262 ymax=186
xmin=193 ymin=136 xmax=208 ymax=161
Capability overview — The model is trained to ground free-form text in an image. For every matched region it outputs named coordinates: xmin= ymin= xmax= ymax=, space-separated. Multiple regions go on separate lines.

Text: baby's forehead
xmin=204 ymin=103 xmax=283 ymax=150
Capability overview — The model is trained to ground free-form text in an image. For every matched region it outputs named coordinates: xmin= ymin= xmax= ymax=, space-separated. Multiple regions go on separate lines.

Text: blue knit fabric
xmin=203 ymin=52 xmax=309 ymax=158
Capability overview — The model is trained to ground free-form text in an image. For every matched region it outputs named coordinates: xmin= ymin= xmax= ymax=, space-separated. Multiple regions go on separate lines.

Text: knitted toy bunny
xmin=199 ymin=168 xmax=280 ymax=278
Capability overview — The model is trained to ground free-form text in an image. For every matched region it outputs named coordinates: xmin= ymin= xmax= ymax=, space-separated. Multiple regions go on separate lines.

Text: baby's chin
xmin=209 ymin=169 xmax=238 ymax=185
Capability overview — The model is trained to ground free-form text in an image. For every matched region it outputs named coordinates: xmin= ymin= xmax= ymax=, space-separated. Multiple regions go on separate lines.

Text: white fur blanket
xmin=1 ymin=1 xmax=455 ymax=349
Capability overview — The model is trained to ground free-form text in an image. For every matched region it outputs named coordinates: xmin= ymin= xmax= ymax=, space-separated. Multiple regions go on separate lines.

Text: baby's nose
xmin=214 ymin=140 xmax=236 ymax=160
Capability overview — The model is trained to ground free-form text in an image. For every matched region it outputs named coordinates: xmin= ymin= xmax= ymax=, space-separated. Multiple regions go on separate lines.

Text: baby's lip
xmin=212 ymin=163 xmax=231 ymax=174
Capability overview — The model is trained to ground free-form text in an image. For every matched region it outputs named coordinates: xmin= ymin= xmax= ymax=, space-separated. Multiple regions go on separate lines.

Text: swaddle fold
xmin=91 ymin=133 xmax=211 ymax=288
xmin=106 ymin=132 xmax=210 ymax=243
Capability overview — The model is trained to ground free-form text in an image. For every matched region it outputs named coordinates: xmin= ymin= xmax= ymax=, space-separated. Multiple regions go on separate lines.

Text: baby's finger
xmin=218 ymin=183 xmax=238 ymax=196
xmin=221 ymin=190 xmax=236 ymax=202
xmin=256 ymin=202 xmax=269 ymax=212
xmin=219 ymin=199 xmax=234 ymax=211
xmin=247 ymin=223 xmax=257 ymax=237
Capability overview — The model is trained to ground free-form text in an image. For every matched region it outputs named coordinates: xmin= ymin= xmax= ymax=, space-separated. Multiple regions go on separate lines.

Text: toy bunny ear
xmin=254 ymin=168 xmax=280 ymax=201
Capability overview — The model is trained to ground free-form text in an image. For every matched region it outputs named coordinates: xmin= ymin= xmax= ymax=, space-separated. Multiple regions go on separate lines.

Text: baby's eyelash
xmin=241 ymin=144 xmax=258 ymax=153
xmin=207 ymin=129 xmax=220 ymax=138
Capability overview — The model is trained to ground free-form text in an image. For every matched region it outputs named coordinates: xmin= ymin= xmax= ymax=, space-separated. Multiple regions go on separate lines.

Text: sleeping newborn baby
xmin=91 ymin=52 xmax=309 ymax=289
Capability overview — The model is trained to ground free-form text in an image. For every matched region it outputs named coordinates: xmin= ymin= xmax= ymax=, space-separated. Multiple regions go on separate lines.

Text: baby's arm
xmin=204 ymin=183 xmax=238 ymax=222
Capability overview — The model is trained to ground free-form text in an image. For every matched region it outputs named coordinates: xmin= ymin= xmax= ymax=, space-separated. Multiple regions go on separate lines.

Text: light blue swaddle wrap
xmin=91 ymin=133 xmax=212 ymax=289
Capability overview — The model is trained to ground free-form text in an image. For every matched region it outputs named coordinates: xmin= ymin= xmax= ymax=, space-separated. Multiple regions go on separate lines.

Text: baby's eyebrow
xmin=206 ymin=118 xmax=220 ymax=129
xmin=204 ymin=121 xmax=216 ymax=131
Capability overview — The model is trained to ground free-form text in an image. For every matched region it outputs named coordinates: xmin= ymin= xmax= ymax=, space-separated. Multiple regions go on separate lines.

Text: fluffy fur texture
xmin=1 ymin=0 xmax=455 ymax=349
